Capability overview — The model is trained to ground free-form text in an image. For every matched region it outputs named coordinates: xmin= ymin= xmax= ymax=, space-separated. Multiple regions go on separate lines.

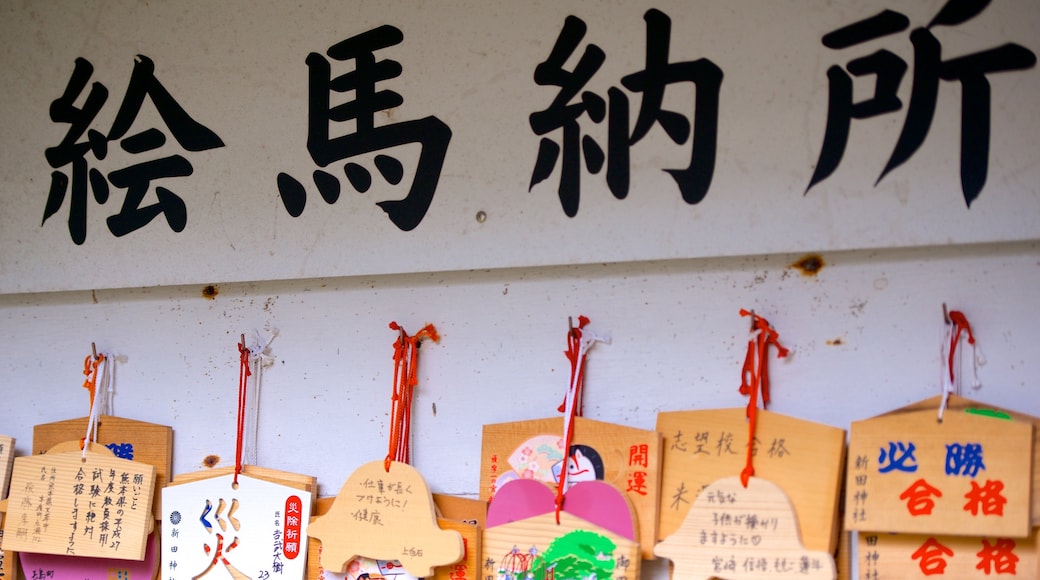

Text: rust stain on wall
xmin=203 ymin=454 xmax=220 ymax=467
xmin=790 ymin=254 xmax=825 ymax=276
xmin=202 ymin=284 xmax=219 ymax=299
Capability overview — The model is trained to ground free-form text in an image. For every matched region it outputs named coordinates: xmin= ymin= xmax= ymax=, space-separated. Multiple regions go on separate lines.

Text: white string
xmin=559 ymin=327 xmax=609 ymax=490
xmin=938 ymin=320 xmax=985 ymax=421
xmin=82 ymin=354 xmax=111 ymax=459
xmin=243 ymin=329 xmax=277 ymax=466
xmin=102 ymin=353 xmax=116 ymax=416
xmin=970 ymin=340 xmax=985 ymax=391
xmin=938 ymin=323 xmax=955 ymax=422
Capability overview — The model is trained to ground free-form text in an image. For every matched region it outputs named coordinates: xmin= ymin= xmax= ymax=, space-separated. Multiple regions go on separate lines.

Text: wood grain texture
xmin=308 ymin=460 xmax=463 ymax=578
xmin=856 ymin=528 xmax=1038 ymax=578
xmin=877 ymin=395 xmax=1040 ymax=527
xmin=657 ymin=408 xmax=846 ymax=554
xmin=846 ymin=397 xmax=1033 ymax=537
xmin=655 ymin=476 xmax=835 ymax=579
xmin=3 ymin=448 xmax=156 ymax=560
xmin=33 ymin=415 xmax=172 ymax=517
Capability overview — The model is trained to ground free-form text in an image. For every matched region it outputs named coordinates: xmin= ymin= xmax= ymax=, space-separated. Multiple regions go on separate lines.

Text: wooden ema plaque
xmin=656 ymin=408 xmax=846 ymax=553
xmin=2 ymin=445 xmax=156 ymax=560
xmin=878 ymin=395 xmax=1040 ymax=527
xmin=655 ymin=476 xmax=835 ymax=579
xmin=484 ymin=479 xmax=640 ymax=580
xmin=480 ymin=416 xmax=662 ymax=559
xmin=161 ymin=472 xmax=313 ymax=580
xmin=307 ymin=495 xmax=481 ymax=580
xmin=845 ymin=399 xmax=1034 ymax=537
xmin=309 ymin=460 xmax=463 ymax=578
xmin=429 ymin=494 xmax=483 ymax=580
xmin=857 ymin=528 xmax=1039 ymax=578
xmin=18 ymin=530 xmax=159 ymax=580
xmin=33 ymin=415 xmax=173 ymax=516
xmin=169 ymin=464 xmax=317 ymax=493
xmin=0 ymin=436 xmax=13 ymax=501
xmin=0 ymin=510 xmax=18 ymax=580
xmin=835 ymin=531 xmax=851 ymax=580
xmin=166 ymin=465 xmax=315 ymax=580
xmin=434 ymin=493 xmax=486 ymax=530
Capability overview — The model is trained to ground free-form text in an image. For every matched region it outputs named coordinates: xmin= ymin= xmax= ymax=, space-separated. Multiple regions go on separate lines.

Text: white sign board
xmin=1 ymin=0 xmax=1037 ymax=293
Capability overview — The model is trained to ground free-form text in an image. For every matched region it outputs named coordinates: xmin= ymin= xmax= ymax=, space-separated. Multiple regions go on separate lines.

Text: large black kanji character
xmin=42 ymin=55 xmax=224 ymax=243
xmin=528 ymin=15 xmax=608 ymax=217
xmin=808 ymin=0 xmax=1036 ymax=206
xmin=277 ymin=25 xmax=452 ymax=231
xmin=43 ymin=57 xmax=110 ymax=245
xmin=529 ymin=10 xmax=723 ymax=217
xmin=621 ymin=9 xmax=723 ymax=205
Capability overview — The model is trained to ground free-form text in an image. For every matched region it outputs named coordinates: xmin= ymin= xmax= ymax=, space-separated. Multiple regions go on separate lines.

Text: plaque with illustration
xmin=161 ymin=472 xmax=312 ymax=580
xmin=483 ymin=479 xmax=640 ymax=580
xmin=480 ymin=416 xmax=661 ymax=558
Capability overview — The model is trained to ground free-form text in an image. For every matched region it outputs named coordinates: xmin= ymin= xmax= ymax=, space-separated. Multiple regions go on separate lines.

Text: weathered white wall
xmin=2 ymin=241 xmax=1039 ymax=578
xmin=3 ymin=241 xmax=1038 ymax=490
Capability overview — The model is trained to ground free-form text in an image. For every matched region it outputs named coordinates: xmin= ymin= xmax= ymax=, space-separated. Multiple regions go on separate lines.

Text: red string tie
xmin=234 ymin=339 xmax=252 ymax=484
xmin=384 ymin=322 xmax=439 ymax=472
xmin=737 ymin=309 xmax=787 ymax=488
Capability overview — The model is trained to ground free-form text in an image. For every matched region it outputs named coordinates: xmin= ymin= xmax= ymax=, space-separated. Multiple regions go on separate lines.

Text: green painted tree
xmin=537 ymin=530 xmax=616 ymax=580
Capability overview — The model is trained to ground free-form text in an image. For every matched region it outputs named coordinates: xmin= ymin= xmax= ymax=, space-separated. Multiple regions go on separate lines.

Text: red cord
xmin=234 ymin=340 xmax=251 ymax=484
xmin=385 ymin=322 xmax=439 ymax=472
xmin=738 ymin=310 xmax=788 ymax=487
xmin=80 ymin=353 xmax=105 ymax=449
xmin=556 ymin=315 xmax=590 ymax=523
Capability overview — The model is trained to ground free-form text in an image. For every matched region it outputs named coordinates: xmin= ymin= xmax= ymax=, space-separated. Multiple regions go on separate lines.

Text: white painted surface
xmin=2 ymin=0 xmax=1039 ymax=292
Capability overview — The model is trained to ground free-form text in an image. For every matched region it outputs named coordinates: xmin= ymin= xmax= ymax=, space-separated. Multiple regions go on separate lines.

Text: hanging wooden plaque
xmin=430 ymin=495 xmax=483 ymax=580
xmin=480 ymin=416 xmax=662 ymax=559
xmin=878 ymin=395 xmax=1040 ymax=527
xmin=484 ymin=479 xmax=641 ymax=580
xmin=309 ymin=460 xmax=463 ymax=578
xmin=655 ymin=476 xmax=835 ymax=579
xmin=18 ymin=530 xmax=159 ymax=580
xmin=2 ymin=446 xmax=156 ymax=560
xmin=33 ymin=415 xmax=173 ymax=516
xmin=0 ymin=510 xmax=17 ymax=580
xmin=169 ymin=464 xmax=317 ymax=493
xmin=656 ymin=408 xmax=846 ymax=554
xmin=307 ymin=494 xmax=480 ymax=580
xmin=434 ymin=493 xmax=486 ymax=530
xmin=845 ymin=398 xmax=1033 ymax=537
xmin=161 ymin=472 xmax=313 ymax=580
xmin=0 ymin=436 xmax=13 ymax=501
xmin=857 ymin=528 xmax=1038 ymax=578
xmin=835 ymin=531 xmax=851 ymax=580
